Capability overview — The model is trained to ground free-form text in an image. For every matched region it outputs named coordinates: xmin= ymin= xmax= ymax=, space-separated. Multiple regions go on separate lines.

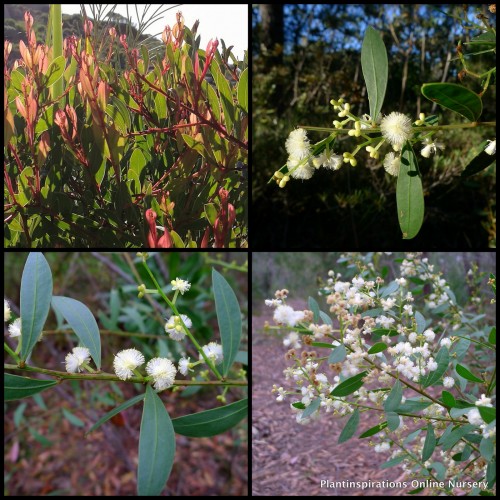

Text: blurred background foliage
xmin=4 ymin=252 xmax=248 ymax=495
xmin=252 ymin=252 xmax=496 ymax=310
xmin=253 ymin=4 xmax=496 ymax=249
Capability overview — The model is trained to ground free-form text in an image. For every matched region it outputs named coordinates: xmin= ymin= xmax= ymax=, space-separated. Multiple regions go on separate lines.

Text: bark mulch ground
xmin=252 ymin=301 xmax=412 ymax=497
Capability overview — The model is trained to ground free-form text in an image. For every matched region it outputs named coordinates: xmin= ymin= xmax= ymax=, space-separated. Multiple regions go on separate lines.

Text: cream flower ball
xmin=380 ymin=112 xmax=413 ymax=149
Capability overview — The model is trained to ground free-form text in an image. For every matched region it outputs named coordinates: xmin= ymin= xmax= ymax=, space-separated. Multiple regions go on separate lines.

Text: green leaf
xmin=359 ymin=421 xmax=388 ymax=438
xmin=328 ymin=344 xmax=347 ymax=363
xmin=330 ymin=371 xmax=368 ymax=397
xmin=292 ymin=402 xmax=306 ymax=410
xmin=381 ymin=455 xmax=406 ymax=469
xmin=397 ymin=142 xmax=424 ymax=240
xmin=384 ymin=380 xmax=403 ymax=412
xmin=45 ymin=55 xmax=66 ymax=89
xmin=51 ymin=296 xmax=101 ymax=369
xmin=86 ymin=394 xmax=145 ymax=436
xmin=141 ymin=44 xmax=149 ymax=73
xmin=20 ymin=253 xmax=53 ymax=362
xmin=478 ymin=406 xmax=496 ymax=424
xmin=421 ymin=347 xmax=449 ymax=388
xmin=338 ymin=408 xmax=359 ymax=443
xmin=488 ymin=327 xmax=496 ymax=345
xmin=137 ymin=385 xmax=175 ymax=496
xmin=421 ymin=82 xmax=483 ymax=122
xmin=380 ymin=280 xmax=399 ymax=298
xmin=308 ymin=296 xmax=320 ymax=322
xmin=237 ymin=67 xmax=248 ymax=113
xmin=486 ymin=460 xmax=496 ymax=488
xmin=456 ymin=364 xmax=483 ymax=383
xmin=422 ymin=424 xmax=436 ymax=461
xmin=415 ymin=311 xmax=426 ymax=334
xmin=319 ymin=310 xmax=332 ymax=325
xmin=386 ymin=411 xmax=401 ymax=431
xmin=105 ymin=96 xmax=131 ymax=134
xmin=361 ymin=26 xmax=388 ymax=121
xmin=62 ymin=408 xmax=85 ymax=427
xmin=461 ymin=141 xmax=496 ymax=177
xmin=301 ymin=397 xmax=321 ymax=420
xmin=4 ymin=373 xmax=57 ymax=401
xmin=212 ymin=268 xmax=242 ymax=376
xmin=439 ymin=424 xmax=475 ymax=450
xmin=234 ymin=350 xmax=248 ymax=365
xmin=441 ymin=390 xmax=457 ymax=408
xmin=480 ymin=436 xmax=494 ymax=462
xmin=368 ymin=342 xmax=388 ymax=354
xmin=172 ymin=398 xmax=248 ymax=437
xmin=211 ymin=59 xmax=235 ymax=134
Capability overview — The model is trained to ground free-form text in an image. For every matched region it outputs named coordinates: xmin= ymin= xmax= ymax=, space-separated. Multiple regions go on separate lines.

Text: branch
xmin=4 ymin=364 xmax=247 ymax=386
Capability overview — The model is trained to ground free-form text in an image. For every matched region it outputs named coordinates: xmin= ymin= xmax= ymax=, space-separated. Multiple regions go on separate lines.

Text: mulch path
xmin=252 ymin=301 xmax=411 ymax=497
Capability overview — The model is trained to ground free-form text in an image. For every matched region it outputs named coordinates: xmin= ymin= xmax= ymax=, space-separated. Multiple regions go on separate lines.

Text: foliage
xmin=4 ymin=10 xmax=248 ymax=247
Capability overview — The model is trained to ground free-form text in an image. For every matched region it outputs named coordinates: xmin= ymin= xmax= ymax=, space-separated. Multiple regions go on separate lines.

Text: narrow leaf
xmin=480 ymin=436 xmax=494 ymax=462
xmin=456 ymin=364 xmax=483 ymax=383
xmin=4 ymin=373 xmax=57 ymax=401
xmin=45 ymin=55 xmax=66 ymax=88
xmin=172 ymin=398 xmax=248 ymax=437
xmin=359 ymin=421 xmax=388 ymax=438
xmin=86 ymin=394 xmax=145 ymax=436
xmin=380 ymin=281 xmax=399 ymax=298
xmin=212 ymin=268 xmax=242 ymax=375
xmin=301 ymin=397 xmax=321 ymax=420
xmin=421 ymin=347 xmax=449 ymax=388
xmin=338 ymin=409 xmax=359 ymax=443
xmin=319 ymin=310 xmax=333 ymax=325
xmin=330 ymin=371 xmax=368 ymax=397
xmin=308 ymin=296 xmax=320 ymax=322
xmin=478 ymin=406 xmax=496 ymax=424
xmin=422 ymin=82 xmax=483 ymax=122
xmin=328 ymin=344 xmax=347 ymax=363
xmin=368 ymin=342 xmax=388 ymax=354
xmin=386 ymin=411 xmax=401 ymax=431
xmin=488 ymin=327 xmax=496 ymax=345
xmin=440 ymin=424 xmax=475 ymax=451
xmin=51 ymin=296 xmax=101 ymax=369
xmin=461 ymin=142 xmax=496 ymax=177
xmin=237 ymin=67 xmax=248 ymax=113
xmin=384 ymin=380 xmax=403 ymax=412
xmin=397 ymin=142 xmax=424 ymax=240
xmin=422 ymin=424 xmax=436 ymax=461
xmin=441 ymin=390 xmax=457 ymax=408
xmin=137 ymin=385 xmax=175 ymax=496
xmin=62 ymin=408 xmax=85 ymax=427
xmin=415 ymin=311 xmax=426 ymax=333
xmin=361 ymin=26 xmax=388 ymax=121
xmin=20 ymin=253 xmax=53 ymax=362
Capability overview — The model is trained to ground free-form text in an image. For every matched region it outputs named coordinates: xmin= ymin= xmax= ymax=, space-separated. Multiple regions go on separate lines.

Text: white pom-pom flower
xmin=65 ymin=346 xmax=91 ymax=373
xmin=380 ymin=112 xmax=413 ymax=150
xmin=171 ymin=277 xmax=191 ymax=295
xmin=164 ymin=314 xmax=192 ymax=341
xmin=146 ymin=358 xmax=177 ymax=390
xmin=200 ymin=342 xmax=224 ymax=365
xmin=113 ymin=348 xmax=145 ymax=380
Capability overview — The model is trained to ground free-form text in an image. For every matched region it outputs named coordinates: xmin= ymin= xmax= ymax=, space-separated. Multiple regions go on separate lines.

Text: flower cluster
xmin=273 ymin=102 xmax=451 ymax=187
xmin=267 ymin=252 xmax=495 ymax=492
